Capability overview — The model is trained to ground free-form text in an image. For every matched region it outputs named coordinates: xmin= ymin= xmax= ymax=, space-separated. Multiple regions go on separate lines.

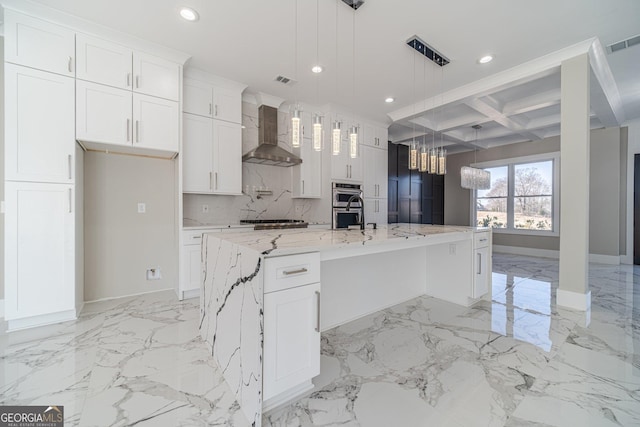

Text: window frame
xmin=470 ymin=152 xmax=560 ymax=236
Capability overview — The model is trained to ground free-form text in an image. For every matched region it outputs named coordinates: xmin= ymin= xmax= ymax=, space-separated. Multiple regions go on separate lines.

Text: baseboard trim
xmin=7 ymin=309 xmax=77 ymax=331
xmin=588 ymin=254 xmax=621 ymax=265
xmin=181 ymin=288 xmax=200 ymax=300
xmin=83 ymin=287 xmax=174 ymax=304
xmin=263 ymin=380 xmax=314 ymax=413
xmin=557 ymin=289 xmax=591 ymax=311
xmin=493 ymin=245 xmax=559 ymax=259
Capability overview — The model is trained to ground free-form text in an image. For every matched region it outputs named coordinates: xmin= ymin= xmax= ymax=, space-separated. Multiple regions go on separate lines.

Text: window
xmin=473 ymin=154 xmax=559 ymax=234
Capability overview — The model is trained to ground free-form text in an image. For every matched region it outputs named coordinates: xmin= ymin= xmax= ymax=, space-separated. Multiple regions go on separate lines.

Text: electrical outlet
xmin=449 ymin=243 xmax=456 ymax=255
xmin=137 ymin=203 xmax=146 ymax=214
xmin=146 ymin=267 xmax=162 ymax=280
xmin=202 ymin=204 xmax=209 ymax=213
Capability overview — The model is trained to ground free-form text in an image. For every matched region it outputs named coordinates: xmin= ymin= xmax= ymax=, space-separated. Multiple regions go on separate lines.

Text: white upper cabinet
xmin=76 ymin=33 xmax=133 ymax=89
xmin=183 ymin=77 xmax=242 ymax=124
xmin=362 ymin=145 xmax=388 ymax=199
xmin=5 ymin=64 xmax=75 ymax=184
xmin=4 ymin=10 xmax=76 ymax=77
xmin=133 ymin=93 xmax=179 ymax=152
xmin=133 ymin=52 xmax=181 ymax=101
xmin=76 ymin=80 xmax=132 ymax=146
xmin=292 ymin=139 xmax=322 ymax=199
xmin=183 ymin=113 xmax=215 ymax=193
xmin=213 ymin=120 xmax=243 ymax=194
xmin=363 ymin=124 xmax=388 ymax=149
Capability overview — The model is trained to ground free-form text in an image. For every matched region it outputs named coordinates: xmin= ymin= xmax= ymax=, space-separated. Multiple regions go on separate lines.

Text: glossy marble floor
xmin=1 ymin=254 xmax=638 ymax=426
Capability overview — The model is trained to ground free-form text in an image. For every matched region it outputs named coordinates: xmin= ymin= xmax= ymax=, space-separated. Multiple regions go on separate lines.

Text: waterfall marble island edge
xmin=199 ymin=224 xmax=492 ymax=425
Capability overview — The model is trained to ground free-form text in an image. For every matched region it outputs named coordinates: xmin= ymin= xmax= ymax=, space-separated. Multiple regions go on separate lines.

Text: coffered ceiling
xmin=9 ymin=0 xmax=640 ymax=152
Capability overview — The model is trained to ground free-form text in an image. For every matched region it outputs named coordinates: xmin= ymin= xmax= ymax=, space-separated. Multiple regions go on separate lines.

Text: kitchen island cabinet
xmin=199 ymin=224 xmax=491 ymax=425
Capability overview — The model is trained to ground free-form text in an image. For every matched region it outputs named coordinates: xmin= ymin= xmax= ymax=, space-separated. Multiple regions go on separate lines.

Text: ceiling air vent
xmin=274 ymin=75 xmax=297 ymax=86
xmin=607 ymin=34 xmax=640 ymax=54
xmin=407 ymin=35 xmax=449 ymax=66
xmin=342 ymin=0 xmax=364 ymax=10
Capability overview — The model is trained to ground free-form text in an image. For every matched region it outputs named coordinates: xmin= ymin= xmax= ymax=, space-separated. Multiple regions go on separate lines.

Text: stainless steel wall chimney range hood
xmin=242 ymin=105 xmax=302 ymax=167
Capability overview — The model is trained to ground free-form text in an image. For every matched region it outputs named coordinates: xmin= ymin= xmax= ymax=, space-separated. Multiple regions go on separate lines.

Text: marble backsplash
xmin=183 ymin=101 xmax=332 ymax=226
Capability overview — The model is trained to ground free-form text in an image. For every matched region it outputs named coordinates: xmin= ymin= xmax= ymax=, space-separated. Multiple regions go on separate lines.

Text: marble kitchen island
xmin=199 ymin=224 xmax=492 ymax=426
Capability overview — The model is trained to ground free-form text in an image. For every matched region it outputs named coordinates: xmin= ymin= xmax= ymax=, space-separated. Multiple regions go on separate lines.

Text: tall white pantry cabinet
xmin=3 ymin=7 xmax=186 ymax=329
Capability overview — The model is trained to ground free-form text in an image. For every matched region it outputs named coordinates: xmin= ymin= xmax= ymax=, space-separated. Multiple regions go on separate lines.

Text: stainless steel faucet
xmin=345 ymin=195 xmax=365 ymax=230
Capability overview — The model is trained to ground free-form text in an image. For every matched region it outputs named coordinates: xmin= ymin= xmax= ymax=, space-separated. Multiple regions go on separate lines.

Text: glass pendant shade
xmin=409 ymin=141 xmax=418 ymax=170
xmin=349 ymin=126 xmax=358 ymax=159
xmin=419 ymin=144 xmax=428 ymax=172
xmin=429 ymin=148 xmax=437 ymax=173
xmin=312 ymin=114 xmax=323 ymax=152
xmin=332 ymin=121 xmax=341 ymax=155
xmin=437 ymin=148 xmax=447 ymax=175
xmin=291 ymin=108 xmax=301 ymax=148
xmin=460 ymin=166 xmax=491 ymax=190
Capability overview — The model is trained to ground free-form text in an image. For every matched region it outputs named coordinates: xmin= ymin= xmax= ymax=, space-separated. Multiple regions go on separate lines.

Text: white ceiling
xmin=13 ymin=0 xmax=640 ymax=152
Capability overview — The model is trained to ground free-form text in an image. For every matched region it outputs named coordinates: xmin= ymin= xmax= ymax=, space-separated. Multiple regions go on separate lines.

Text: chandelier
xmin=460 ymin=125 xmax=490 ymax=189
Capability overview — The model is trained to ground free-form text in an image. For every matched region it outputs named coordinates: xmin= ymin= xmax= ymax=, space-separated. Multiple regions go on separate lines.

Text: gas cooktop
xmin=239 ymin=219 xmax=308 ymax=230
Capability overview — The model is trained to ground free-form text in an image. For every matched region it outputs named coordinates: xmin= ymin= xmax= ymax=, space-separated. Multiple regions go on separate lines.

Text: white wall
xmin=84 ymin=152 xmax=178 ymax=301
xmin=0 ymin=39 xmax=4 ymax=305
xmin=624 ymin=118 xmax=640 ymax=264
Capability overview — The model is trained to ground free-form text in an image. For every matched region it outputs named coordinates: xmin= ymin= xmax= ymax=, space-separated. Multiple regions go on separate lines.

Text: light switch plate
xmin=138 ymin=203 xmax=146 ymax=213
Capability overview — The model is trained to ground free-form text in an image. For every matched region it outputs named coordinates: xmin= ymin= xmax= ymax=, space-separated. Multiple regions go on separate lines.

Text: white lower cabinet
xmin=472 ymin=232 xmax=491 ymax=299
xmin=180 ymin=228 xmax=219 ymax=299
xmin=364 ymin=198 xmax=388 ymax=225
xmin=263 ymin=253 xmax=321 ymax=406
xmin=4 ymin=181 xmax=77 ymax=323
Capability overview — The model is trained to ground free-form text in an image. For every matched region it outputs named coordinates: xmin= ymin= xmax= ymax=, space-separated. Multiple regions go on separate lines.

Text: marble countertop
xmin=204 ymin=223 xmax=489 ymax=257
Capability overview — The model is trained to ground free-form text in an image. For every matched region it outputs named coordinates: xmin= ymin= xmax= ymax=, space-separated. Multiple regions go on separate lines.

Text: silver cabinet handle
xmin=191 ymin=235 xmax=202 ymax=240
xmin=126 ymin=119 xmax=131 ymax=142
xmin=346 ymin=165 xmax=349 ymax=178
xmin=135 ymin=120 xmax=140 ymax=142
xmin=479 ymin=238 xmax=488 ymax=242
xmin=209 ymin=172 xmax=213 ymax=191
xmin=315 ymin=290 xmax=321 ymax=332
xmin=136 ymin=75 xmax=140 ymax=89
xmin=68 ymin=154 xmax=72 ymax=180
xmin=127 ymin=73 xmax=131 ymax=87
xmin=215 ymin=172 xmax=218 ymax=190
xmin=209 ymin=103 xmax=212 ymax=115
xmin=68 ymin=188 xmax=72 ymax=213
xmin=283 ymin=268 xmax=308 ymax=275
xmin=215 ymin=105 xmax=218 ymax=117
xmin=68 ymin=56 xmax=73 ymax=73
xmin=477 ymin=253 xmax=482 ymax=275
xmin=302 ymin=180 xmax=305 ymax=194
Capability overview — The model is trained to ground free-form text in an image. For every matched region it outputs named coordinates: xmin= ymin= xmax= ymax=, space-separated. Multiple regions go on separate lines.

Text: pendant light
xmin=408 ymin=45 xmax=418 ymax=170
xmin=419 ymin=142 xmax=428 ymax=173
xmin=436 ymin=65 xmax=447 ymax=175
xmin=349 ymin=1 xmax=359 ymax=160
xmin=460 ymin=125 xmax=491 ymax=189
xmin=332 ymin=0 xmax=341 ymax=156
xmin=349 ymin=126 xmax=358 ymax=158
xmin=312 ymin=0 xmax=324 ymax=152
xmin=418 ymin=56 xmax=428 ymax=173
xmin=291 ymin=0 xmax=302 ymax=148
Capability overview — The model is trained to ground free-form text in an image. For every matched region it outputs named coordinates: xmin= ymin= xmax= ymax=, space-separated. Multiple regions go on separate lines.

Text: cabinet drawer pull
xmin=315 ymin=290 xmax=321 ymax=332
xmin=282 ymin=268 xmax=308 ymax=276
xmin=479 ymin=238 xmax=487 ymax=242
xmin=191 ymin=235 xmax=202 ymax=240
xmin=68 ymin=154 xmax=72 ymax=180
xmin=477 ymin=253 xmax=482 ymax=275
xmin=68 ymin=188 xmax=72 ymax=213
xmin=68 ymin=56 xmax=73 ymax=73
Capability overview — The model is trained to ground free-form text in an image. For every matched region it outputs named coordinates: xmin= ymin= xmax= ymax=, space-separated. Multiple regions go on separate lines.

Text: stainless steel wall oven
xmin=332 ymin=182 xmax=363 ymax=229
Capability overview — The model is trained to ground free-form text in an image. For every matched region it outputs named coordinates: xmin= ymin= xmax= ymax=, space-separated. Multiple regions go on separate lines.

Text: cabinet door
xmin=184 ymin=78 xmax=214 ymax=117
xmin=376 ymin=147 xmax=389 ymax=198
xmin=349 ymin=151 xmax=363 ymax=182
xmin=292 ymin=140 xmax=322 ymax=198
xmin=213 ymin=120 xmax=242 ymax=194
xmin=212 ymin=85 xmax=242 ymax=124
xmin=5 ymin=64 xmax=75 ymax=184
xmin=4 ymin=182 xmax=75 ymax=320
xmin=473 ymin=246 xmax=490 ymax=298
xmin=182 ymin=244 xmax=202 ymax=294
xmin=4 ymin=10 xmax=75 ymax=76
xmin=362 ymin=146 xmax=376 ymax=197
xmin=331 ymin=150 xmax=350 ymax=181
xmin=133 ymin=52 xmax=180 ymax=101
xmin=76 ymin=33 xmax=133 ymax=89
xmin=183 ymin=113 xmax=214 ymax=193
xmin=76 ymin=80 xmax=132 ymax=146
xmin=133 ymin=93 xmax=179 ymax=152
xmin=263 ymin=282 xmax=321 ymax=401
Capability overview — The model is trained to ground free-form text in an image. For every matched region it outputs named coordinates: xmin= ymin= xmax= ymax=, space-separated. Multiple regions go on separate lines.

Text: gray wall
xmin=84 ymin=152 xmax=178 ymax=301
xmin=0 ymin=40 xmax=4 ymax=302
xmin=445 ymin=127 xmax=627 ymax=256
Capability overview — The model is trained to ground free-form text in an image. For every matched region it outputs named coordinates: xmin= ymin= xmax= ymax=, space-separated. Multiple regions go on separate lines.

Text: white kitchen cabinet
xmin=76 ymin=33 xmax=133 ymax=89
xmin=291 ymin=138 xmax=322 ymax=198
xmin=4 ymin=181 xmax=76 ymax=322
xmin=183 ymin=77 xmax=242 ymax=123
xmin=76 ymin=80 xmax=132 ymax=146
xmin=331 ymin=149 xmax=363 ymax=182
xmin=133 ymin=51 xmax=181 ymax=101
xmin=4 ymin=10 xmax=76 ymax=77
xmin=263 ymin=282 xmax=320 ymax=401
xmin=362 ymin=145 xmax=388 ymax=199
xmin=472 ymin=232 xmax=491 ymax=298
xmin=364 ymin=198 xmax=388 ymax=225
xmin=5 ymin=64 xmax=75 ymax=184
xmin=363 ymin=124 xmax=388 ymax=148
xmin=133 ymin=93 xmax=179 ymax=152
xmin=182 ymin=114 xmax=242 ymax=195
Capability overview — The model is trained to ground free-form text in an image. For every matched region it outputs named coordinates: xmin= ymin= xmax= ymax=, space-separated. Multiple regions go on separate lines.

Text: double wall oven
xmin=332 ymin=182 xmax=363 ymax=229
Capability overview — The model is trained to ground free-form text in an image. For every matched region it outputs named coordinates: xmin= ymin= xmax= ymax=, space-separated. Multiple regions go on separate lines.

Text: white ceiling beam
xmin=464 ymin=98 xmax=542 ymax=142
xmin=588 ymin=39 xmax=625 ymax=126
xmin=502 ymin=89 xmax=561 ymax=116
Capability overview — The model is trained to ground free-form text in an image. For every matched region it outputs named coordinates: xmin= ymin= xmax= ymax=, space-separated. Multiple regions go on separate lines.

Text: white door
xmin=4 ymin=10 xmax=75 ymax=76
xmin=473 ymin=246 xmax=490 ymax=298
xmin=263 ymin=282 xmax=321 ymax=400
xmin=76 ymin=80 xmax=132 ymax=146
xmin=76 ymin=33 xmax=133 ymax=89
xmin=133 ymin=93 xmax=179 ymax=152
xmin=212 ymin=85 xmax=242 ymax=124
xmin=183 ymin=113 xmax=214 ymax=193
xmin=133 ymin=51 xmax=180 ymax=101
xmin=5 ymin=64 xmax=75 ymax=184
xmin=213 ymin=120 xmax=242 ymax=194
xmin=4 ymin=182 xmax=75 ymax=320
xmin=184 ymin=79 xmax=214 ymax=118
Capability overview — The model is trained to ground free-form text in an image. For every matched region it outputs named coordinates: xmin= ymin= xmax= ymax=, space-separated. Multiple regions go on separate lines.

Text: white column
xmin=558 ymin=53 xmax=591 ymax=311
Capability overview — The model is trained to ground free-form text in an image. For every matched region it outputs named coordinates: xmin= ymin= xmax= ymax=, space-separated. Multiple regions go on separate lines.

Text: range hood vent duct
xmin=242 ymin=105 xmax=302 ymax=167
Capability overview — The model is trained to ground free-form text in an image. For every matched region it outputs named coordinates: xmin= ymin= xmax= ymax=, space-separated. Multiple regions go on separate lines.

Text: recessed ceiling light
xmin=385 ymin=97 xmax=395 ymax=103
xmin=179 ymin=7 xmax=199 ymax=22
xmin=311 ymin=65 xmax=323 ymax=73
xmin=478 ymin=55 xmax=493 ymax=64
